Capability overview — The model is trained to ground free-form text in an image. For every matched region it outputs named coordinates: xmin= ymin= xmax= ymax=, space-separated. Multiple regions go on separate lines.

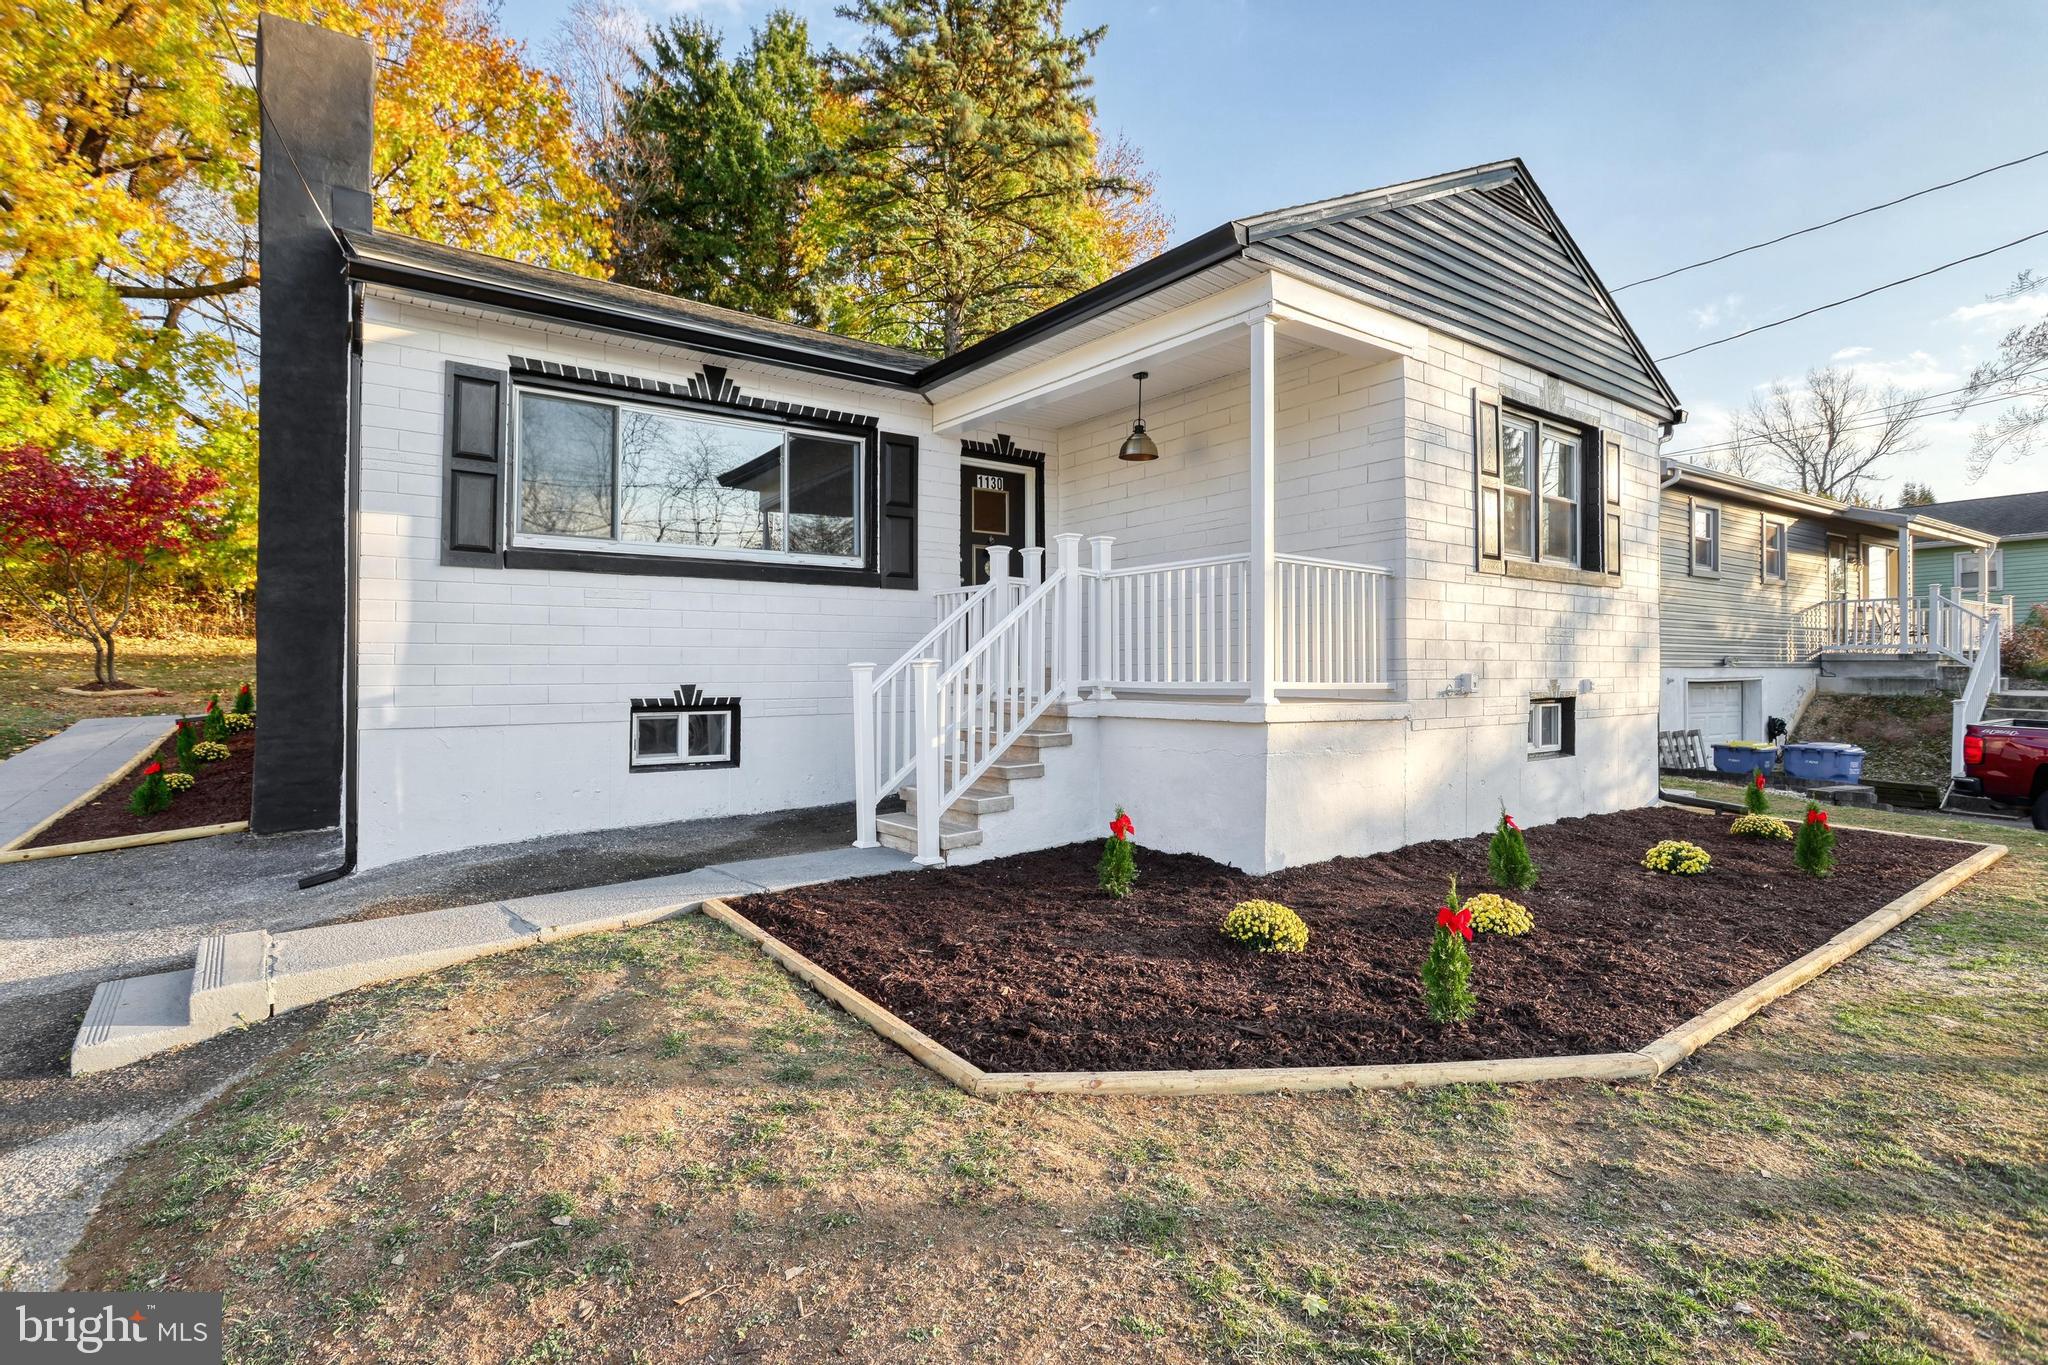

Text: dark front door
xmin=960 ymin=465 xmax=1027 ymax=584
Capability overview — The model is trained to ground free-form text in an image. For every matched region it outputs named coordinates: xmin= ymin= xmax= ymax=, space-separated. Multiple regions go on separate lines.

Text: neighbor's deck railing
xmin=1792 ymin=587 xmax=2009 ymax=662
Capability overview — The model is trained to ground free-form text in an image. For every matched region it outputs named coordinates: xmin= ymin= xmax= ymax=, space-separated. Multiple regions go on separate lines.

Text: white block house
xmin=255 ymin=18 xmax=1687 ymax=874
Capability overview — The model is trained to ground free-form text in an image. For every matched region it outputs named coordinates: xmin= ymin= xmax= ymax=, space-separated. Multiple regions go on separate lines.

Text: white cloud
xmin=1831 ymin=345 xmax=1873 ymax=361
xmin=1689 ymin=293 xmax=1743 ymax=331
xmin=1944 ymin=293 xmax=2048 ymax=328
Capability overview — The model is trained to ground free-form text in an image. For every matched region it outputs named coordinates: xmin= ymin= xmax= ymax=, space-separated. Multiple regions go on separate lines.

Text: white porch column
xmin=1246 ymin=313 xmax=1279 ymax=705
xmin=1055 ymin=533 xmax=1084 ymax=702
xmin=1088 ymin=535 xmax=1116 ymax=700
xmin=1897 ymin=524 xmax=1913 ymax=652
xmin=849 ymin=662 xmax=877 ymax=848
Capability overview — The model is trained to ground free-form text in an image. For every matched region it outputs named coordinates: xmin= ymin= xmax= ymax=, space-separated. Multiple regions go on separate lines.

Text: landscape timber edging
xmin=698 ymin=835 xmax=2010 ymax=1099
xmin=0 ymin=820 xmax=250 ymax=865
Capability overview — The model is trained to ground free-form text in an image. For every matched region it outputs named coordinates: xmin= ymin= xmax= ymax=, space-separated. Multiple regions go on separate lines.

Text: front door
xmin=960 ymin=465 xmax=1027 ymax=584
xmin=1826 ymin=535 xmax=1860 ymax=598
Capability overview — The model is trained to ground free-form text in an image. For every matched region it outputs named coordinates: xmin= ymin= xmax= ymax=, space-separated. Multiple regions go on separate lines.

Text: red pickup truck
xmin=1958 ymin=717 xmax=2048 ymax=829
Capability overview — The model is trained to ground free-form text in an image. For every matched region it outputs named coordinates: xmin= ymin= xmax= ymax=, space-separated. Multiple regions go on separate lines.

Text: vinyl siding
xmin=1911 ymin=540 xmax=2048 ymax=621
xmin=1659 ymin=489 xmax=1833 ymax=667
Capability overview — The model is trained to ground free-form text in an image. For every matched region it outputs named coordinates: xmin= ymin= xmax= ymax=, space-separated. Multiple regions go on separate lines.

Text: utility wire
xmin=1662 ymin=383 xmax=2048 ymax=460
xmin=208 ymin=0 xmax=347 ymax=252
xmin=1653 ymin=225 xmax=2048 ymax=363
xmin=1615 ymin=147 xmax=2048 ymax=291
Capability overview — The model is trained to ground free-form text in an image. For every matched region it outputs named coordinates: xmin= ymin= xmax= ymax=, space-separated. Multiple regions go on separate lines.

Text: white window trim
xmin=630 ymin=708 xmax=733 ymax=770
xmin=1689 ymin=499 xmax=1721 ymax=577
xmin=1760 ymin=515 xmax=1788 ymax=583
xmin=1956 ymin=549 xmax=2003 ymax=594
xmin=1528 ymin=699 xmax=1564 ymax=755
xmin=511 ymin=388 xmax=866 ymax=569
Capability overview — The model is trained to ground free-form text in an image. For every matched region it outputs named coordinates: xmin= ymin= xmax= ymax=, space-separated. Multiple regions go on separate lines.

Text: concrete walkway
xmin=72 ymin=844 xmax=917 ymax=1072
xmin=0 ymin=716 xmax=177 ymax=850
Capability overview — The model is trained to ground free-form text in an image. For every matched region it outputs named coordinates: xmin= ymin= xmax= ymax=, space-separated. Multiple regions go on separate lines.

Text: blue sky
xmin=494 ymin=0 xmax=2048 ymax=501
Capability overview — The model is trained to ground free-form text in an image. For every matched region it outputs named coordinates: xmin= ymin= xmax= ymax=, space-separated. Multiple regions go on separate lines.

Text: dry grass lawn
xmin=0 ymin=637 xmax=256 ymax=758
xmin=65 ymin=790 xmax=2048 ymax=1363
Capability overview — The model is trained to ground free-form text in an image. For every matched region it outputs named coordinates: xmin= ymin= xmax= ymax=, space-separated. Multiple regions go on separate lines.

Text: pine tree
xmin=1098 ymin=806 xmax=1137 ymax=898
xmin=129 ymin=762 xmax=172 ymax=817
xmin=611 ymin=11 xmax=829 ymax=320
xmin=822 ymin=0 xmax=1137 ymax=354
xmin=1486 ymin=805 xmax=1538 ymax=891
xmin=1794 ymin=803 xmax=1836 ymax=877
xmin=234 ymin=683 xmax=254 ymax=716
xmin=203 ymin=695 xmax=228 ymax=744
xmin=175 ymin=721 xmax=199 ymax=774
xmin=1743 ymin=768 xmax=1770 ymax=815
xmin=1423 ymin=876 xmax=1476 ymax=1025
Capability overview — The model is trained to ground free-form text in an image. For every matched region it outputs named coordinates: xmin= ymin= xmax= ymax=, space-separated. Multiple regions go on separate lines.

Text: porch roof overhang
xmin=925 ymin=267 xmax=1429 ymax=436
xmin=1660 ymin=461 xmax=1999 ymax=549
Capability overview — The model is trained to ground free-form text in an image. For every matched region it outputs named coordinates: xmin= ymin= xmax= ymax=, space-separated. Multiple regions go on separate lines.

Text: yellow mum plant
xmin=1642 ymin=840 xmax=1711 ymax=875
xmin=221 ymin=712 xmax=256 ymax=734
xmin=162 ymin=771 xmax=196 ymax=793
xmin=1464 ymin=892 xmax=1533 ymax=936
xmin=192 ymin=740 xmax=230 ymax=763
xmin=1220 ymin=899 xmax=1309 ymax=953
xmin=1729 ymin=813 xmax=1793 ymax=841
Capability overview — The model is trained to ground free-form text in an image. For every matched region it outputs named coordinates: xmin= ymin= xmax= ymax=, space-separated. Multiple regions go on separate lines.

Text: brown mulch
xmin=25 ymin=728 xmax=253 ymax=848
xmin=731 ymin=807 xmax=1980 ymax=1072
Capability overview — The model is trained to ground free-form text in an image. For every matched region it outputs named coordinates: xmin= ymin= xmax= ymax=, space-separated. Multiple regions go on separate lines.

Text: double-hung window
xmin=515 ymin=391 xmax=862 ymax=565
xmin=1499 ymin=413 xmax=1581 ymax=564
xmin=1956 ymin=549 xmax=2002 ymax=594
xmin=1761 ymin=518 xmax=1787 ymax=582
xmin=1690 ymin=502 xmax=1721 ymax=575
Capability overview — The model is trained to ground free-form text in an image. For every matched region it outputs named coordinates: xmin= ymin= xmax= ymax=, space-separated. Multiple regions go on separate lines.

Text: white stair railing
xmin=1952 ymin=611 xmax=2003 ymax=777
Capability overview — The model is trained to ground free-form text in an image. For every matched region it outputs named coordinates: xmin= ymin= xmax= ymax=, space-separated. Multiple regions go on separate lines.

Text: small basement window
xmin=629 ymin=687 xmax=741 ymax=771
xmin=1528 ymin=697 xmax=1575 ymax=757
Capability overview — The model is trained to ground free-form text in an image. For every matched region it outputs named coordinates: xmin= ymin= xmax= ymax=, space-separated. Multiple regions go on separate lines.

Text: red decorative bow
xmin=1806 ymin=807 xmax=1828 ymax=826
xmin=1110 ymin=811 xmax=1134 ymax=841
xmin=1754 ymin=770 xmax=1766 ymax=790
xmin=1502 ymin=812 xmax=1519 ymax=831
xmin=143 ymin=762 xmax=161 ymax=776
xmin=1436 ymin=905 xmax=1473 ymax=941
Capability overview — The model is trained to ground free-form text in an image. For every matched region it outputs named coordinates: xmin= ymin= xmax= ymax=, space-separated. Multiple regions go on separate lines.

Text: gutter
xmin=299 ymin=283 xmax=366 ymax=888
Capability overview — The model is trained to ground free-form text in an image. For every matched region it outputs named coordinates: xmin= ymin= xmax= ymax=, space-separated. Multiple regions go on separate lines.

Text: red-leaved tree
xmin=0 ymin=446 xmax=224 ymax=687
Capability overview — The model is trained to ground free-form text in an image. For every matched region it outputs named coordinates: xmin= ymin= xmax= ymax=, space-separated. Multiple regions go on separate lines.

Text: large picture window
xmin=515 ymin=391 xmax=862 ymax=565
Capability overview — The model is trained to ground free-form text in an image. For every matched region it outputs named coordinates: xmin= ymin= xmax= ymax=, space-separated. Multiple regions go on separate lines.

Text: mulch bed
xmin=25 ymin=728 xmax=254 ymax=848
xmin=730 ymin=807 xmax=1980 ymax=1072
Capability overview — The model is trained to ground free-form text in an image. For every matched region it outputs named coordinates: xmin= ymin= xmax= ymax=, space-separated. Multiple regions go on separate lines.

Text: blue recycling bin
xmin=1782 ymin=742 xmax=1865 ymax=783
xmin=1711 ymin=742 xmax=1776 ymax=776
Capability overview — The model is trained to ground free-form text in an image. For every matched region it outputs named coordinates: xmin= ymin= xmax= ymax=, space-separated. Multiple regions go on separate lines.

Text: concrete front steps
xmin=879 ymin=706 xmax=1070 ymax=859
xmin=70 ymin=845 xmax=917 ymax=1075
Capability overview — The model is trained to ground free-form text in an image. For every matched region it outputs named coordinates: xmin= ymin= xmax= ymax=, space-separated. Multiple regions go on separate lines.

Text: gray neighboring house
xmin=1657 ymin=461 xmax=2000 ymax=749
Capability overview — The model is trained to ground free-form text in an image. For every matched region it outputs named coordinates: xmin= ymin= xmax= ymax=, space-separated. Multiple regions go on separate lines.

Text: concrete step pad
xmin=902 ymin=785 xmax=1014 ymax=817
xmin=876 ymin=812 xmax=983 ymax=853
xmin=986 ymin=759 xmax=1045 ymax=782
xmin=71 ymin=969 xmax=203 ymax=1075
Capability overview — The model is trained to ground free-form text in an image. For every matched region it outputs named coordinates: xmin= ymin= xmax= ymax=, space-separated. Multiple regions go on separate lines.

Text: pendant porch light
xmin=1117 ymin=371 xmax=1159 ymax=461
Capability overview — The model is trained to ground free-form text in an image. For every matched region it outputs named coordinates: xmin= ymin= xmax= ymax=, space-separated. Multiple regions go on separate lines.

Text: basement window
xmin=1528 ymin=697 xmax=1575 ymax=758
xmin=629 ymin=688 xmax=741 ymax=771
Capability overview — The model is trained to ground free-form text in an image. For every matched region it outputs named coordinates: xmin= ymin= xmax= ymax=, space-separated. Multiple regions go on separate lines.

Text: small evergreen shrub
xmin=1486 ymin=805 xmax=1538 ymax=891
xmin=1098 ymin=807 xmax=1138 ymax=898
xmin=1729 ymin=813 xmax=1793 ymax=841
xmin=174 ymin=721 xmax=199 ymax=774
xmin=1794 ymin=804 xmax=1836 ymax=877
xmin=221 ymin=711 xmax=255 ymax=734
xmin=1464 ymin=892 xmax=1533 ymax=937
xmin=129 ymin=762 xmax=172 ymax=816
xmin=1220 ymin=899 xmax=1309 ymax=953
xmin=233 ymin=682 xmax=254 ymax=716
xmin=202 ymin=696 xmax=228 ymax=743
xmin=1422 ymin=876 xmax=1477 ymax=1025
xmin=192 ymin=740 xmax=230 ymax=763
xmin=1641 ymin=840 xmax=1711 ymax=875
xmin=163 ymin=771 xmax=196 ymax=793
xmin=1743 ymin=768 xmax=1770 ymax=816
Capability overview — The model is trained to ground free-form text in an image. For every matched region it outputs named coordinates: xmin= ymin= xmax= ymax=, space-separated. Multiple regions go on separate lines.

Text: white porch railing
xmin=1792 ymin=587 xmax=2008 ymax=662
xmin=1953 ymin=609 xmax=2004 ymax=778
xmin=852 ymin=536 xmax=1394 ymax=861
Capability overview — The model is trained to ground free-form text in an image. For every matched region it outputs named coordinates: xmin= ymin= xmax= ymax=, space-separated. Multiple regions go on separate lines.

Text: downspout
xmin=300 ymin=281 xmax=364 ymax=888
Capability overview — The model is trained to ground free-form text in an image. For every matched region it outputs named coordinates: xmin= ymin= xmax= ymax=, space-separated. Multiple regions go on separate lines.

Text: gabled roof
xmin=1886 ymin=489 xmax=2048 ymax=540
xmin=342 ymin=160 xmax=1684 ymax=422
xmin=924 ymin=159 xmax=1684 ymax=423
xmin=1662 ymin=460 xmax=1998 ymax=547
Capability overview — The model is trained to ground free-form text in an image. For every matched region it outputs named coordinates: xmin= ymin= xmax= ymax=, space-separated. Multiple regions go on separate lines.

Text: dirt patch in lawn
xmin=25 ymin=729 xmax=252 ymax=848
xmin=731 ymin=806 xmax=1980 ymax=1073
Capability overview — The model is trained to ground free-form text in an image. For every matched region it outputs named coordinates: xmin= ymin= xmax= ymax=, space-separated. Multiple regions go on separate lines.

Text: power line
xmin=207 ymin=0 xmax=346 ymax=252
xmin=1615 ymin=147 xmax=2048 ymax=292
xmin=1663 ymin=382 xmax=2048 ymax=460
xmin=1653 ymin=225 xmax=2048 ymax=363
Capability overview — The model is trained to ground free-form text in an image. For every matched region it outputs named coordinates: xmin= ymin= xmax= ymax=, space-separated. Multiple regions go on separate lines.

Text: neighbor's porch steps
xmin=879 ymin=705 xmax=1070 ymax=857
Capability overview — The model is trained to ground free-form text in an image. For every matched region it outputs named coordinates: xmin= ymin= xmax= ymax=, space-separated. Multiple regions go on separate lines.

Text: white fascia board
xmin=928 ymin=271 xmax=1425 ymax=435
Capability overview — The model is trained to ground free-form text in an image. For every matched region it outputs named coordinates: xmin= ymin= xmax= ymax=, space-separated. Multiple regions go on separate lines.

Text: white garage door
xmin=1687 ymin=681 xmax=1745 ymax=746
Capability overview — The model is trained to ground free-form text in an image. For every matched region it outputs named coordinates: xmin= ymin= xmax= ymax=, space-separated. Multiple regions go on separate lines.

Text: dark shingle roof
xmin=1889 ymin=490 xmax=2048 ymax=538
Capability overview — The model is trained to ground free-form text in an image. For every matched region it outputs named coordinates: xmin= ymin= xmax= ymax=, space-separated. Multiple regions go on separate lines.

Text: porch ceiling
xmin=960 ymin=327 xmax=1321 ymax=431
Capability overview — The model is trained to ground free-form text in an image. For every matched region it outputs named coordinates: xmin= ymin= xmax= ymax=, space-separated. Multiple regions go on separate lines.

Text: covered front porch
xmin=859 ymin=266 xmax=1428 ymax=863
xmin=1788 ymin=512 xmax=2007 ymax=663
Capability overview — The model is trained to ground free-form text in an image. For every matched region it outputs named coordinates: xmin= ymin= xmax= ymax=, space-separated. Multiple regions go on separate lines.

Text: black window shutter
xmin=1578 ymin=427 xmax=1605 ymax=573
xmin=1472 ymin=387 xmax=1505 ymax=574
xmin=1602 ymin=433 xmax=1624 ymax=578
xmin=443 ymin=361 xmax=507 ymax=567
xmin=877 ymin=431 xmax=919 ymax=587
